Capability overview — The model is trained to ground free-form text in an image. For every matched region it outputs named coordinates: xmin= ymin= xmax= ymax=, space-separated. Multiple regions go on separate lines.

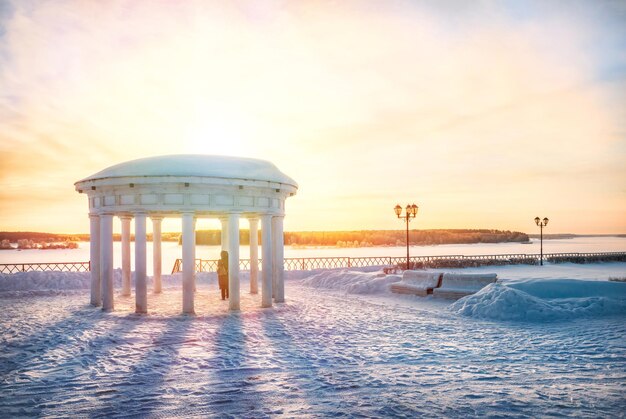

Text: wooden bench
xmin=432 ymin=273 xmax=498 ymax=299
xmin=390 ymin=271 xmax=443 ymax=296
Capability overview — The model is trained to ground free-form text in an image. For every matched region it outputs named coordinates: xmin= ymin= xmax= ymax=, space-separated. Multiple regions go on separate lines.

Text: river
xmin=1 ymin=236 xmax=624 ymax=275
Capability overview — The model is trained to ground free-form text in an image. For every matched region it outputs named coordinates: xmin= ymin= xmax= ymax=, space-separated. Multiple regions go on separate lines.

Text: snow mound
xmin=0 ymin=271 xmax=92 ymax=292
xmin=450 ymin=280 xmax=626 ymax=322
xmin=301 ymin=269 xmax=400 ymax=295
xmin=505 ymin=278 xmax=626 ymax=298
xmin=0 ymin=270 xmax=219 ymax=295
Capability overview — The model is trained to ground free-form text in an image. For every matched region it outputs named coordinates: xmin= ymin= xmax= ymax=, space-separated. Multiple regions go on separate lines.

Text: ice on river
xmin=1 ymin=263 xmax=625 ymax=417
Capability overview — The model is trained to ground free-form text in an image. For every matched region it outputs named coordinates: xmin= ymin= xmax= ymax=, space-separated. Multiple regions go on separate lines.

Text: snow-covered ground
xmin=1 ymin=263 xmax=625 ymax=417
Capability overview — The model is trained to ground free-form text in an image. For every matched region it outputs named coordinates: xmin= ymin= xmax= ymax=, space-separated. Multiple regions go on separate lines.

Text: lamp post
xmin=534 ymin=216 xmax=549 ymax=266
xmin=395 ymin=204 xmax=418 ymax=270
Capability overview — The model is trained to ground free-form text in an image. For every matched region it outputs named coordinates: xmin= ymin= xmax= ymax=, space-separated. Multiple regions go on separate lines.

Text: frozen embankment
xmin=2 ymin=265 xmax=625 ymax=322
xmin=298 ymin=267 xmax=626 ymax=322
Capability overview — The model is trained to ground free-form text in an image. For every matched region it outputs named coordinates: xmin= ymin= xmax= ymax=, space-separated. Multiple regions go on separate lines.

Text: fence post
xmin=348 ymin=257 xmax=351 ymax=268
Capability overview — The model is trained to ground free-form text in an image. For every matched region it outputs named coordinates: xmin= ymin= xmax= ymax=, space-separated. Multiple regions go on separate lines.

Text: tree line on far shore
xmin=0 ymin=231 xmax=181 ymax=243
xmin=283 ymin=229 xmax=530 ymax=247
xmin=0 ymin=229 xmax=529 ymax=247
xmin=181 ymin=229 xmax=529 ymax=246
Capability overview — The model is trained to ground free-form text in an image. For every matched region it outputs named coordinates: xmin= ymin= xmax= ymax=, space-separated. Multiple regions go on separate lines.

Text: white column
xmin=135 ymin=212 xmax=147 ymax=314
xmin=100 ymin=213 xmax=114 ymax=312
xmin=271 ymin=219 xmax=277 ymax=298
xmin=152 ymin=216 xmax=163 ymax=293
xmin=193 ymin=217 xmax=197 ymax=291
xmin=120 ymin=215 xmax=131 ymax=296
xmin=249 ymin=217 xmax=259 ymax=294
xmin=89 ymin=214 xmax=101 ymax=307
xmin=228 ymin=212 xmax=240 ymax=311
xmin=220 ymin=217 xmax=229 ymax=251
xmin=272 ymin=216 xmax=285 ymax=303
xmin=261 ymin=214 xmax=273 ymax=308
xmin=182 ymin=212 xmax=195 ymax=314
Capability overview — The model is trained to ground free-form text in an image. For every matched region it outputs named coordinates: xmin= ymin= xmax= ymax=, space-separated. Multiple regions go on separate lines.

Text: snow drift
xmin=300 ymin=269 xmax=400 ymax=295
xmin=0 ymin=270 xmax=219 ymax=296
xmin=297 ymin=269 xmax=626 ymax=322
xmin=450 ymin=279 xmax=626 ymax=321
xmin=0 ymin=271 xmax=93 ymax=293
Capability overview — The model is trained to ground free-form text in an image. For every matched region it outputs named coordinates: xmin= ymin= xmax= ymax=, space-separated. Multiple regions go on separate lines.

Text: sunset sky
xmin=0 ymin=0 xmax=625 ymax=234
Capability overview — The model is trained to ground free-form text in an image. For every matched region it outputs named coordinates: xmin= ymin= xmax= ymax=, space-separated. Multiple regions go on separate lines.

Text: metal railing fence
xmin=170 ymin=251 xmax=626 ymax=273
xmin=0 ymin=262 xmax=91 ymax=274
xmin=1 ymin=252 xmax=623 ymax=275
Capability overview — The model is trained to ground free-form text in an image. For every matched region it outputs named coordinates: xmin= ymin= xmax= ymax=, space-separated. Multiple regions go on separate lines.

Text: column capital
xmin=119 ymin=213 xmax=133 ymax=221
xmin=133 ymin=211 xmax=147 ymax=217
xmin=89 ymin=213 xmax=100 ymax=219
xmin=150 ymin=215 xmax=164 ymax=221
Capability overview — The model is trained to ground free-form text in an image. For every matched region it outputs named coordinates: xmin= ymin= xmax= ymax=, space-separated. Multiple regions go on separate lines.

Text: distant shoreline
xmin=1 ymin=230 xmax=624 ymax=240
xmin=526 ymin=234 xmax=626 ymax=239
xmin=1 ymin=229 xmax=528 ymax=246
xmin=1 ymin=230 xmax=624 ymax=249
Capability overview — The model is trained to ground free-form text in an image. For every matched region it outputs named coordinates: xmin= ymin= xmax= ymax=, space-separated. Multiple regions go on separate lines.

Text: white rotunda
xmin=75 ymin=155 xmax=298 ymax=314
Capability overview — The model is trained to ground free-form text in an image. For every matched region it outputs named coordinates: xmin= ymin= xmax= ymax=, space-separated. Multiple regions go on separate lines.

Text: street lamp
xmin=395 ymin=203 xmax=418 ymax=270
xmin=534 ymin=216 xmax=549 ymax=265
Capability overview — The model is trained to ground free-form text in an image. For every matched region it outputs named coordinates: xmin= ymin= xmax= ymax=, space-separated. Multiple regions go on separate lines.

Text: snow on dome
xmin=77 ymin=154 xmax=297 ymax=187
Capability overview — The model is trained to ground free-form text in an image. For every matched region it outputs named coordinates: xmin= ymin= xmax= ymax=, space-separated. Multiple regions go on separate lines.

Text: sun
xmin=182 ymin=103 xmax=250 ymax=156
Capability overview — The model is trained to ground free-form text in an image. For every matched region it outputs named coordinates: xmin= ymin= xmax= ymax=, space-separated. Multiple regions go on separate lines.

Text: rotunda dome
xmin=77 ymin=154 xmax=297 ymax=187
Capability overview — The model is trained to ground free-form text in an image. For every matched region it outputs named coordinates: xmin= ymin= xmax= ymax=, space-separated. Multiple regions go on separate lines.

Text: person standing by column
xmin=218 ymin=250 xmax=229 ymax=300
